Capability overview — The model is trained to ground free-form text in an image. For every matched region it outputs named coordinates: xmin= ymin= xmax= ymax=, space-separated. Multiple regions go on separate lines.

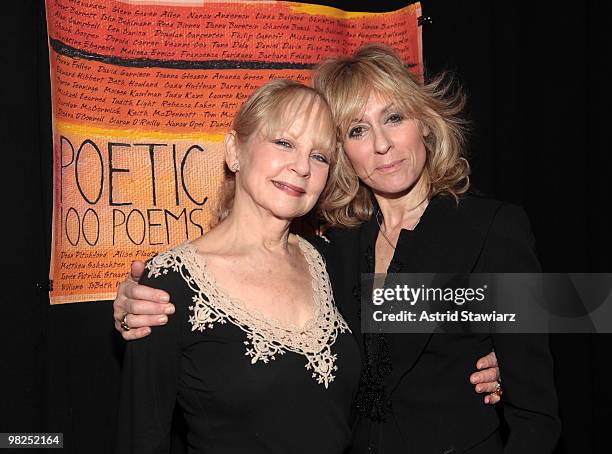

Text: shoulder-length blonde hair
xmin=313 ymin=44 xmax=470 ymax=228
xmin=214 ymin=79 xmax=337 ymax=225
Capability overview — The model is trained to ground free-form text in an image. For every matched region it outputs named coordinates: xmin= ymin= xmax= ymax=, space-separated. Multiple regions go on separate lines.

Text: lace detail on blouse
xmin=145 ymin=237 xmax=350 ymax=388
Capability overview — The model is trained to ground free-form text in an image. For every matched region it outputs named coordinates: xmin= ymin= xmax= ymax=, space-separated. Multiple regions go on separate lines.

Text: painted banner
xmin=46 ymin=0 xmax=423 ymax=304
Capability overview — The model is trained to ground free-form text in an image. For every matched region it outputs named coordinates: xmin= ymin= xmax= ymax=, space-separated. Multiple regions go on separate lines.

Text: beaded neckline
xmin=145 ymin=236 xmax=350 ymax=388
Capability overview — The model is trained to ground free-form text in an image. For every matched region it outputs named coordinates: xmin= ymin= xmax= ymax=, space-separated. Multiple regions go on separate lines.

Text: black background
xmin=1 ymin=1 xmax=610 ymax=453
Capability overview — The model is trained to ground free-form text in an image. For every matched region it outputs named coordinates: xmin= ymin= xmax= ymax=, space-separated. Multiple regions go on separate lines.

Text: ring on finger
xmin=492 ymin=381 xmax=503 ymax=397
xmin=120 ymin=312 xmax=130 ymax=332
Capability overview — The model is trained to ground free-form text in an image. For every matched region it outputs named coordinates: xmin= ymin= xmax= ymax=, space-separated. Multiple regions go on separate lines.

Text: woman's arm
xmin=480 ymin=204 xmax=561 ymax=453
xmin=115 ymin=262 xmax=184 ymax=454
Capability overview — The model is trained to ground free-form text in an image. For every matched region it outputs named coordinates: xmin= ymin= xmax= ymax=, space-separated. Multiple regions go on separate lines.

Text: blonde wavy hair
xmin=313 ymin=44 xmax=470 ymax=227
xmin=214 ymin=79 xmax=337 ymax=225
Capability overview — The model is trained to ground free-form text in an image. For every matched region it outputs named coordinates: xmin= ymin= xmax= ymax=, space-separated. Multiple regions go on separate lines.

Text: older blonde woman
xmin=115 ymin=80 xmax=361 ymax=454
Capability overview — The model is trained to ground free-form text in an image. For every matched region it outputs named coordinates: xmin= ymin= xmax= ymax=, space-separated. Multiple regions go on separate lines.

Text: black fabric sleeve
xmin=305 ymin=227 xmax=359 ymax=264
xmin=479 ymin=204 xmax=561 ymax=454
xmin=115 ymin=265 xmax=186 ymax=454
xmin=303 ymin=233 xmax=330 ymax=260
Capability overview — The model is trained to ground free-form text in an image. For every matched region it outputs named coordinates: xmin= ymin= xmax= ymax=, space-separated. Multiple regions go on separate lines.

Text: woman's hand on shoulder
xmin=113 ymin=260 xmax=175 ymax=340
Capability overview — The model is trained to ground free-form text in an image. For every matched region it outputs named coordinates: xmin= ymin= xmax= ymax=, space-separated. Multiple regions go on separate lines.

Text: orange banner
xmin=47 ymin=0 xmax=423 ymax=303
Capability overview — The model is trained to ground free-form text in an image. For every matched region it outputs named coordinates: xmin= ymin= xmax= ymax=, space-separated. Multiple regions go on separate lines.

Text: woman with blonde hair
xmin=113 ymin=46 xmax=518 ymax=453
xmin=312 ymin=44 xmax=559 ymax=453
xmin=115 ymin=79 xmax=362 ymax=454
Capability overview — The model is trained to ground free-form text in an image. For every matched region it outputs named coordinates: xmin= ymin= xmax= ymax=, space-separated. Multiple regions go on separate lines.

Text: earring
xmin=230 ymin=161 xmax=240 ymax=172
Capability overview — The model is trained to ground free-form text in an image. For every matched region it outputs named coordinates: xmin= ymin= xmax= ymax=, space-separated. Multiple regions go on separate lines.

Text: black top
xmin=319 ymin=195 xmax=561 ymax=454
xmin=116 ymin=238 xmax=361 ymax=454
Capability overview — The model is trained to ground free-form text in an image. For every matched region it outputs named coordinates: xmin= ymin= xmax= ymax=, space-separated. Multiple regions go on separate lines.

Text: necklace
xmin=376 ymin=210 xmax=397 ymax=250
xmin=375 ymin=199 xmax=429 ymax=250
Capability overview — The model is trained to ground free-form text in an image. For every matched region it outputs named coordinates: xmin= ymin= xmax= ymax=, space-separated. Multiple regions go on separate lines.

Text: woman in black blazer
xmin=319 ymin=196 xmax=558 ymax=453
xmin=311 ymin=45 xmax=560 ymax=453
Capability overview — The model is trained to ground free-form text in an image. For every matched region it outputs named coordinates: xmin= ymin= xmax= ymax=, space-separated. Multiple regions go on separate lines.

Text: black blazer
xmin=315 ymin=195 xmax=560 ymax=454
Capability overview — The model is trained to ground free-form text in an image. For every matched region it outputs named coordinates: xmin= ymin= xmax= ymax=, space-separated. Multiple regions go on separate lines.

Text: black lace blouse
xmin=115 ymin=238 xmax=361 ymax=454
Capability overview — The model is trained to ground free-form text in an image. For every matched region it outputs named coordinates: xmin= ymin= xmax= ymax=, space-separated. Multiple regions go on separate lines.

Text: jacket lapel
xmin=379 ymin=196 xmax=490 ymax=395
